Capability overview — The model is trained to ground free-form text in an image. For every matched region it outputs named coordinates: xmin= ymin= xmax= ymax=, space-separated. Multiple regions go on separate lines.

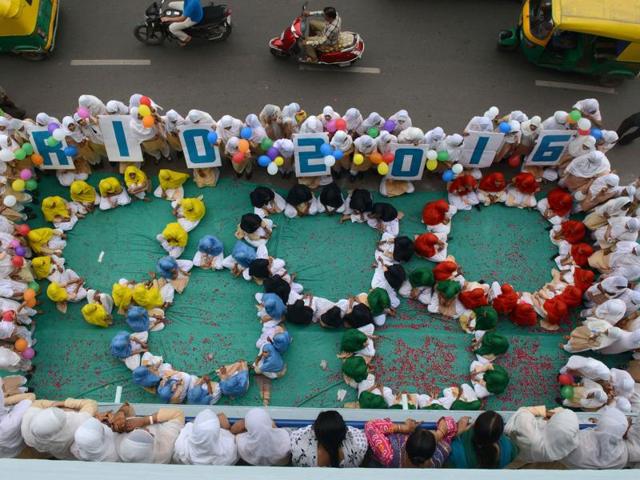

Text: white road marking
xmin=299 ymin=65 xmax=381 ymax=74
xmin=535 ymin=80 xmax=616 ymax=95
xmin=70 ymin=59 xmax=152 ymax=66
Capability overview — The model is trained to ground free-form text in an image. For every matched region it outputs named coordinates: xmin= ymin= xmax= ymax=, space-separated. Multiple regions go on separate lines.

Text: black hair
xmin=393 ymin=236 xmax=414 ymax=263
xmin=472 ymin=411 xmax=504 ymax=469
xmin=349 ymin=189 xmax=373 ymax=214
xmin=240 ymin=213 xmax=262 ymax=233
xmin=248 ymin=258 xmax=270 ymax=279
xmin=384 ymin=264 xmax=406 ymax=290
xmin=286 ymin=184 xmax=312 ymax=206
xmin=320 ymin=182 xmax=344 ymax=210
xmin=286 ymin=299 xmax=314 ymax=325
xmin=320 ymin=306 xmax=343 ymax=328
xmin=250 ymin=186 xmax=275 ymax=208
xmin=405 ymin=428 xmax=436 ymax=466
xmin=313 ymin=410 xmax=347 ymax=468
xmin=323 ymin=6 xmax=337 ymax=19
xmin=343 ymin=303 xmax=373 ymax=328
xmin=371 ymin=202 xmax=398 ymax=222
xmin=263 ymin=275 xmax=291 ymax=304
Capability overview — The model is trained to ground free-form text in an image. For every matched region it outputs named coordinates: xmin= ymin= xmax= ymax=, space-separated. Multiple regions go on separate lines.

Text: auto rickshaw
xmin=498 ymin=0 xmax=640 ymax=86
xmin=0 ymin=0 xmax=59 ymax=60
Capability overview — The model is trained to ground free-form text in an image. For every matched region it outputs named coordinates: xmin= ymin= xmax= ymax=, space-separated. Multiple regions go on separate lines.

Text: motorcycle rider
xmin=302 ymin=6 xmax=341 ymax=63
xmin=161 ymin=0 xmax=204 ymax=46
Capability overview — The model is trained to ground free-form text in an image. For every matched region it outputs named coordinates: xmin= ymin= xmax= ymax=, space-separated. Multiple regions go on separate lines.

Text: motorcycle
xmin=134 ymin=0 xmax=232 ymax=46
xmin=269 ymin=3 xmax=364 ymax=67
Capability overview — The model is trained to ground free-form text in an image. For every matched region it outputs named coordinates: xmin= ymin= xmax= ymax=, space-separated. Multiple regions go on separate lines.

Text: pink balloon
xmin=77 ymin=107 xmax=90 ymax=119
xmin=20 ymin=169 xmax=32 ymax=180
xmin=9 ymin=239 xmax=20 ymax=249
xmin=326 ymin=119 xmax=337 ymax=133
xmin=22 ymin=347 xmax=35 ymax=360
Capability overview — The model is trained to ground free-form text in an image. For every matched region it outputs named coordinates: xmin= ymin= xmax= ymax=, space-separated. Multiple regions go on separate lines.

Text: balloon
xmin=28 ymin=280 xmax=40 ymax=293
xmin=590 ymin=127 xmax=603 ymax=140
xmin=353 ymin=153 xmax=364 ymax=165
xmin=138 ymin=105 xmax=151 ymax=117
xmin=382 ymin=152 xmax=395 ymax=164
xmin=237 ymin=139 xmax=250 ymax=153
xmin=47 ymin=122 xmax=60 ymax=134
xmin=326 ymin=120 xmax=337 ymax=133
xmin=142 ymin=115 xmax=155 ymax=128
xmin=451 ymin=163 xmax=463 ymax=174
xmin=13 ymin=148 xmax=26 ymax=161
xmin=437 ymin=150 xmax=449 ymax=162
xmin=14 ymin=338 xmax=28 ymax=352
xmin=64 ymin=146 xmax=78 ymax=157
xmin=257 ymin=155 xmax=271 ymax=168
xmin=9 ymin=239 xmax=19 ymax=249
xmin=578 ymin=129 xmax=590 ymax=136
xmin=569 ymin=110 xmax=582 ymax=122
xmin=377 ymin=162 xmax=389 ymax=175
xmin=426 ymin=158 xmax=438 ymax=171
xmin=442 ymin=170 xmax=454 ymax=182
xmin=267 ymin=147 xmax=279 ymax=160
xmin=11 ymin=179 xmax=25 ymax=192
xmin=577 ymin=118 xmax=591 ymax=131
xmin=21 ymin=347 xmax=35 ymax=360
xmin=426 ymin=150 xmax=438 ymax=161
xmin=260 ymin=137 xmax=273 ymax=150
xmin=25 ymin=297 xmax=36 ymax=308
xmin=20 ymin=169 xmax=32 ymax=180
xmin=267 ymin=162 xmax=278 ymax=175
xmin=139 ymin=96 xmax=152 ymax=106
xmin=25 ymin=179 xmax=38 ymax=191
xmin=207 ymin=131 xmax=218 ymax=144
xmin=333 ymin=150 xmax=344 ymax=160
xmin=383 ymin=119 xmax=396 ymax=132
xmin=52 ymin=128 xmax=66 ymax=141
xmin=31 ymin=154 xmax=44 ymax=166
xmin=560 ymin=385 xmax=574 ymax=400
xmin=335 ymin=118 xmax=347 ymax=131
xmin=16 ymin=224 xmax=30 ymax=236
xmin=508 ymin=154 xmax=521 ymax=168
xmin=23 ymin=288 xmax=36 ymax=301
xmin=46 ymin=136 xmax=59 ymax=147
xmin=369 ymin=151 xmax=383 ymax=165
xmin=3 ymin=195 xmax=16 ymax=207
xmin=2 ymin=311 xmax=15 ymax=321
xmin=22 ymin=143 xmax=34 ymax=155
xmin=15 ymin=246 xmax=26 ymax=257
xmin=0 ymin=149 xmax=14 ymax=162
xmin=11 ymin=256 xmax=24 ymax=268
xmin=558 ymin=374 xmax=574 ymax=386
xmin=320 ymin=143 xmax=333 ymax=156
xmin=274 ymin=156 xmax=284 ymax=167
xmin=367 ymin=127 xmax=379 ymax=138
xmin=240 ymin=127 xmax=252 ymax=139
xmin=232 ymin=151 xmax=245 ymax=164
xmin=498 ymin=121 xmax=511 ymax=134
xmin=324 ymin=155 xmax=336 ymax=168
xmin=77 ymin=107 xmax=90 ymax=119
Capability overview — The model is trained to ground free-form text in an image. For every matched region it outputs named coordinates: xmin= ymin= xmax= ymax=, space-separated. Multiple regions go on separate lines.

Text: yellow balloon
xmin=274 ymin=156 xmax=284 ymax=167
xmin=377 ymin=163 xmax=389 ymax=176
xmin=138 ymin=105 xmax=151 ymax=117
xmin=426 ymin=159 xmax=438 ymax=171
xmin=353 ymin=153 xmax=364 ymax=166
xmin=11 ymin=179 xmax=25 ymax=192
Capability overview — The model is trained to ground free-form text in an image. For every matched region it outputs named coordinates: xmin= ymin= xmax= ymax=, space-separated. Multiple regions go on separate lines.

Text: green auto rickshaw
xmin=0 ymin=0 xmax=59 ymax=60
xmin=498 ymin=0 xmax=640 ymax=86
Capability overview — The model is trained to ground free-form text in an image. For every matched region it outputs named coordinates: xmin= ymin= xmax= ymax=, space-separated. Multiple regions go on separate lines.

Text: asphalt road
xmin=1 ymin=0 xmax=639 ymax=179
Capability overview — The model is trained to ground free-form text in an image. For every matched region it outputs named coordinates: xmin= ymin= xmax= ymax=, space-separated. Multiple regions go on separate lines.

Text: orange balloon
xmin=31 ymin=154 xmax=44 ymax=166
xmin=25 ymin=297 xmax=37 ymax=308
xmin=142 ymin=115 xmax=155 ymax=128
xmin=369 ymin=151 xmax=383 ymax=165
xmin=237 ymin=139 xmax=250 ymax=153
xmin=23 ymin=288 xmax=36 ymax=301
xmin=14 ymin=338 xmax=28 ymax=352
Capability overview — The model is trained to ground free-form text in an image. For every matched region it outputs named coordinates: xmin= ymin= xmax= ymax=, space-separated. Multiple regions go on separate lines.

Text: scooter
xmin=134 ymin=0 xmax=232 ymax=46
xmin=269 ymin=3 xmax=364 ymax=67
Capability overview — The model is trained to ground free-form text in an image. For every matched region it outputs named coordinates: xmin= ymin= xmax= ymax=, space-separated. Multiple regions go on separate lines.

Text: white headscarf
xmin=398 ymin=126 xmax=424 ymax=145
xmin=505 ymin=407 xmax=580 ymax=463
xmin=216 ymin=115 xmax=243 ymax=143
xmin=376 ymin=131 xmax=396 ymax=154
xmin=0 ymin=379 xmax=32 ymax=458
xmin=330 ymin=130 xmax=353 ymax=152
xmin=542 ymin=111 xmax=568 ymax=130
xmin=564 ymin=406 xmax=629 ymax=469
xmin=36 ymin=112 xmax=58 ymax=127
xmin=508 ymin=110 xmax=529 ymax=123
xmin=273 ymin=138 xmax=294 ymax=157
xmin=590 ymin=298 xmax=626 ymax=324
xmin=594 ymin=196 xmax=632 ymax=218
xmin=173 ymin=410 xmax=237 ymax=465
xmin=361 ymin=112 xmax=385 ymax=132
xmin=224 ymin=136 xmax=240 ymax=155
xmin=71 ymin=417 xmax=119 ymax=462
xmin=186 ymin=109 xmax=215 ymax=127
xmin=588 ymin=173 xmax=619 ymax=196
xmin=389 ymin=109 xmax=412 ymax=132
xmin=163 ymin=109 xmax=185 ymax=133
xmin=236 ymin=408 xmax=291 ymax=466
xmin=128 ymin=107 xmax=156 ymax=142
xmin=466 ymin=116 xmax=493 ymax=133
xmin=573 ymin=98 xmax=601 ymax=122
xmin=299 ymin=116 xmax=323 ymax=134
xmin=600 ymin=276 xmax=629 ymax=295
xmin=567 ymin=135 xmax=596 ymax=158
xmin=521 ymin=116 xmax=542 ymax=137
xmin=424 ymin=126 xmax=445 ymax=150
xmin=78 ymin=94 xmax=107 ymax=116
xmin=117 ymin=428 xmax=155 ymax=463
xmin=259 ymin=104 xmax=282 ymax=126
xmin=599 ymin=130 xmax=618 ymax=151
xmin=62 ymin=116 xmax=85 ymax=143
xmin=319 ymin=105 xmax=340 ymax=125
xmin=354 ymin=134 xmax=376 ymax=154
xmin=106 ymin=100 xmax=129 ymax=115
xmin=565 ymin=151 xmax=610 ymax=179
xmin=22 ymin=406 xmax=89 ymax=459
xmin=484 ymin=106 xmax=499 ymax=120
xmin=244 ymin=114 xmax=267 ymax=143
xmin=560 ymin=355 xmax=610 ymax=381
xmin=343 ymin=107 xmax=363 ymax=133
xmin=282 ymin=102 xmax=301 ymax=122
xmin=610 ymin=368 xmax=634 ymax=398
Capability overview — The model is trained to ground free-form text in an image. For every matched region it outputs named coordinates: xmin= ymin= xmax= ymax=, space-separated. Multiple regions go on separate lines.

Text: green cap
xmin=485 ymin=365 xmax=510 ymax=394
xmin=358 ymin=391 xmax=388 ymax=409
xmin=368 ymin=288 xmax=390 ymax=316
xmin=474 ymin=306 xmax=498 ymax=330
xmin=451 ymin=399 xmax=482 ymax=410
xmin=422 ymin=403 xmax=446 ymax=410
xmin=436 ymin=279 xmax=461 ymax=299
xmin=342 ymin=356 xmax=368 ymax=383
xmin=340 ymin=329 xmax=368 ymax=353
xmin=409 ymin=267 xmax=434 ymax=288
xmin=474 ymin=331 xmax=509 ymax=357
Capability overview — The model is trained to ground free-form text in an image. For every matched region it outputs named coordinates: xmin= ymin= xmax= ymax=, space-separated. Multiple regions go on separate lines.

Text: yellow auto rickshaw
xmin=498 ymin=0 xmax=640 ymax=86
xmin=0 ymin=0 xmax=59 ymax=60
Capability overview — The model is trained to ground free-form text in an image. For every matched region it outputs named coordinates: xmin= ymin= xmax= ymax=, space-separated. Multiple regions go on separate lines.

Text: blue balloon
xmin=442 ymin=170 xmax=454 ymax=182
xmin=64 ymin=146 xmax=78 ymax=157
xmin=319 ymin=143 xmax=332 ymax=156
xmin=258 ymin=155 xmax=271 ymax=167
xmin=207 ymin=131 xmax=218 ymax=144
xmin=590 ymin=127 xmax=603 ymax=141
xmin=333 ymin=150 xmax=344 ymax=160
xmin=240 ymin=127 xmax=252 ymax=140
xmin=498 ymin=122 xmax=511 ymax=134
